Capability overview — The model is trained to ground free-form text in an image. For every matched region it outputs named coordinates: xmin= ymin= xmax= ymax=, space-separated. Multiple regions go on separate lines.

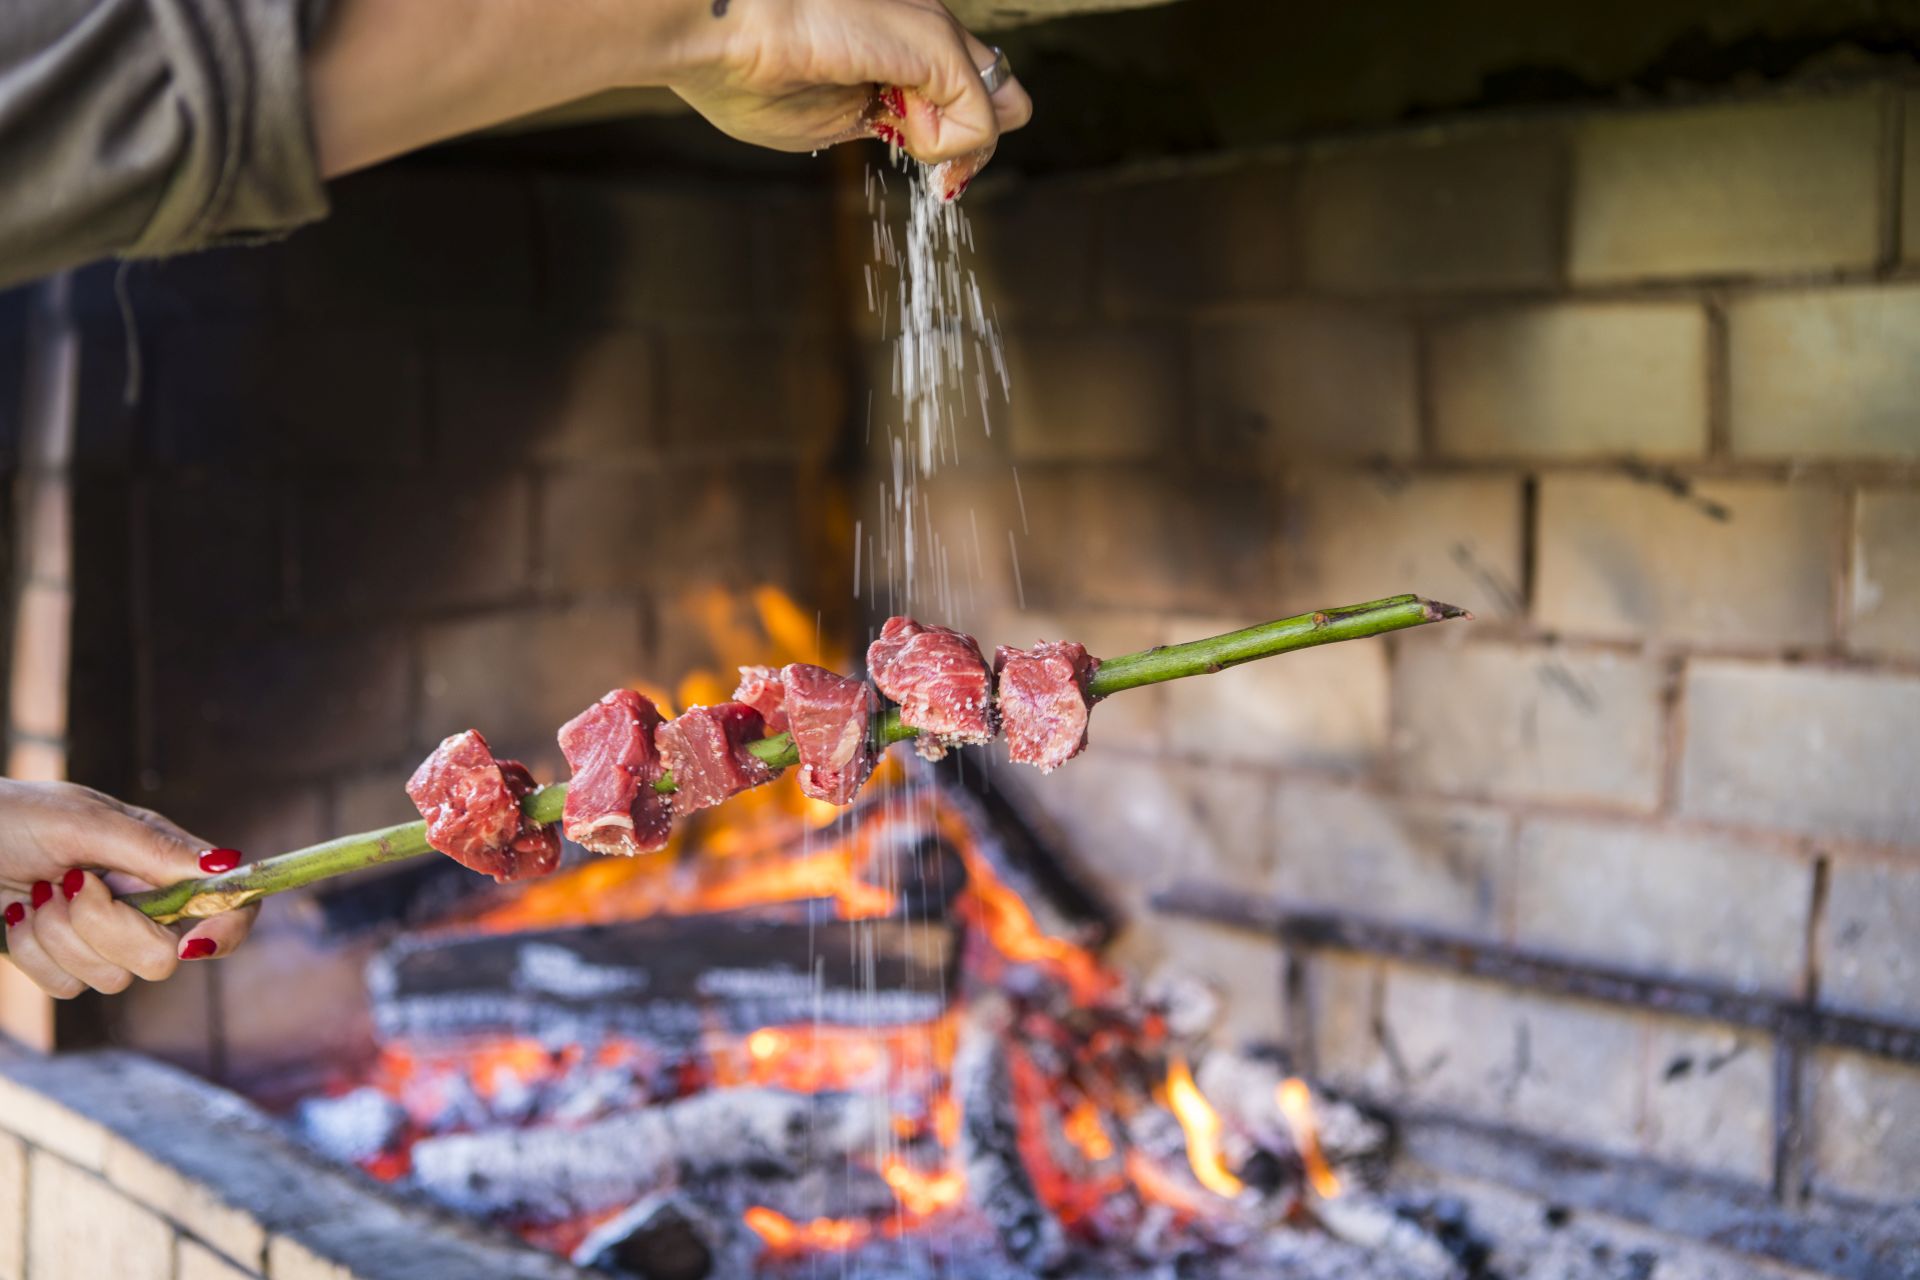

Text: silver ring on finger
xmin=978 ymin=47 xmax=1011 ymax=97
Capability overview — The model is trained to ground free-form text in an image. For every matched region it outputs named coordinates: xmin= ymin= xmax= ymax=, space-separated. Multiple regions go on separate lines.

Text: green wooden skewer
xmin=9 ymin=595 xmax=1465 ymax=934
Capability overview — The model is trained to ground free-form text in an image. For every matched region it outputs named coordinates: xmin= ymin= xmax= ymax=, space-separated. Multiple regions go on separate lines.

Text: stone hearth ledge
xmin=0 ymin=1039 xmax=582 ymax=1280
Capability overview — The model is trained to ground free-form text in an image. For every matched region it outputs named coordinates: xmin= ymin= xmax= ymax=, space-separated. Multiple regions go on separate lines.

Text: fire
xmin=1064 ymin=1097 xmax=1115 ymax=1162
xmin=1166 ymin=1058 xmax=1243 ymax=1198
xmin=711 ymin=1020 xmax=953 ymax=1097
xmin=881 ymin=1158 xmax=966 ymax=1216
xmin=955 ymin=835 xmax=1110 ymax=1005
xmin=1276 ymin=1077 xmax=1343 ymax=1199
xmin=743 ymin=1207 xmax=870 ymax=1255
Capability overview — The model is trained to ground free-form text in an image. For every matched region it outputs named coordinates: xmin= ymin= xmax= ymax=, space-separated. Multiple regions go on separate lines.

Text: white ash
xmin=1196 ymin=1052 xmax=1392 ymax=1176
xmin=1143 ymin=965 xmax=1224 ymax=1040
xmin=513 ymin=942 xmax=651 ymax=999
xmin=409 ymin=1087 xmax=888 ymax=1222
xmin=296 ymin=1087 xmax=406 ymax=1165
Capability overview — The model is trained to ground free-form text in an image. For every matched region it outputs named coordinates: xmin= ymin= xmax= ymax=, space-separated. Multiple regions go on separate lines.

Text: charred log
xmin=572 ymin=1192 xmax=733 ymax=1280
xmin=1196 ymin=1051 xmax=1392 ymax=1186
xmin=954 ymin=999 xmax=1072 ymax=1275
xmin=410 ymin=1087 xmax=886 ymax=1222
xmin=369 ymin=910 xmax=957 ymax=1047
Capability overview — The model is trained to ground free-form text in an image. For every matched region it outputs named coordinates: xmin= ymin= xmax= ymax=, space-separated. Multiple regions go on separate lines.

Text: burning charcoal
xmin=954 ymin=999 xmax=1071 ymax=1275
xmin=406 ymin=730 xmax=562 ymax=882
xmin=1143 ymin=965 xmax=1224 ymax=1040
xmin=410 ymin=1087 xmax=889 ymax=1222
xmin=572 ymin=1191 xmax=735 ymax=1280
xmin=559 ymin=689 xmax=672 ymax=857
xmin=295 ymin=1087 xmax=406 ymax=1164
xmin=696 ymin=1163 xmax=899 ymax=1225
xmin=543 ymin=1064 xmax=645 ymax=1126
xmin=993 ymin=641 xmax=1098 ymax=774
xmin=657 ymin=703 xmax=776 ymax=813
xmin=732 ymin=665 xmax=788 ymax=733
xmin=866 ymin=616 xmax=995 ymax=759
xmin=1196 ymin=1053 xmax=1392 ymax=1187
xmin=781 ymin=663 xmax=878 ymax=804
xmin=369 ymin=914 xmax=956 ymax=1048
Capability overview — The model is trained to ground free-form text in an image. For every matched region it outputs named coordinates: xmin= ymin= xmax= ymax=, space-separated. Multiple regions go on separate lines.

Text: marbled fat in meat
xmin=656 ymin=703 xmax=777 ymax=813
xmin=406 ymin=730 xmax=561 ymax=883
xmin=866 ymin=616 xmax=996 ymax=760
xmin=732 ymin=665 xmax=788 ymax=733
xmin=558 ymin=689 xmax=672 ymax=857
xmin=994 ymin=641 xmax=1100 ymax=774
xmin=782 ymin=663 xmax=877 ymax=805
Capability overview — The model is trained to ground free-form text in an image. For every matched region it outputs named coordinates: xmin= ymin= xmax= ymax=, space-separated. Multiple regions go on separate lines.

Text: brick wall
xmin=889 ymin=85 xmax=1920 ymax=1210
xmin=60 ymin=163 xmax=851 ymax=1079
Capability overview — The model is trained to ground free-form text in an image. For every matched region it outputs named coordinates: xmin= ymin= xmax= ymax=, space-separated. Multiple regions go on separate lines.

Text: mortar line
xmin=1702 ymin=294 xmax=1731 ymax=459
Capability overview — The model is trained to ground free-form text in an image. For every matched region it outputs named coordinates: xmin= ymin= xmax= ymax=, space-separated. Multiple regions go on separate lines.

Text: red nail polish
xmin=3 ymin=903 xmax=23 ymax=928
xmin=180 ymin=938 xmax=218 ymax=961
xmin=29 ymin=882 xmax=51 ymax=909
xmin=60 ymin=869 xmax=85 ymax=901
xmin=198 ymin=848 xmax=243 ymax=875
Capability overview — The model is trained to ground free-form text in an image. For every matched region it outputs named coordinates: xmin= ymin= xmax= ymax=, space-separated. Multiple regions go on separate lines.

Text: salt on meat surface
xmin=406 ymin=730 xmax=561 ymax=883
xmin=782 ymin=663 xmax=878 ymax=805
xmin=866 ymin=616 xmax=995 ymax=760
xmin=732 ymin=665 xmax=788 ymax=733
xmin=656 ymin=703 xmax=776 ymax=813
xmin=994 ymin=641 xmax=1100 ymax=774
xmin=558 ymin=689 xmax=672 ymax=857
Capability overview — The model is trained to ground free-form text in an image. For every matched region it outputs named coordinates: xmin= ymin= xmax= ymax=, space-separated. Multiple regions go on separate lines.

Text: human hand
xmin=662 ymin=0 xmax=1033 ymax=165
xmin=0 ymin=780 xmax=256 ymax=998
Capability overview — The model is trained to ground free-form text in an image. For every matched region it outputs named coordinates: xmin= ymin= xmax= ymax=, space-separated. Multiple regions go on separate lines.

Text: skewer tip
xmin=1422 ymin=599 xmax=1473 ymax=622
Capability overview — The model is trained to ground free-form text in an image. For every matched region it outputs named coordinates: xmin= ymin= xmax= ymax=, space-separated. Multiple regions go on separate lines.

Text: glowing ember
xmin=1277 ymin=1076 xmax=1344 ymax=1199
xmin=1166 ymin=1058 xmax=1243 ymax=1198
xmin=743 ymin=1206 xmax=871 ymax=1254
xmin=1064 ymin=1097 xmax=1115 ymax=1162
xmin=881 ymin=1157 xmax=966 ymax=1216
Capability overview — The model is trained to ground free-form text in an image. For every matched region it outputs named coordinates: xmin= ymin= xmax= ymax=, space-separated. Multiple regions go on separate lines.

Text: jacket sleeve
xmin=0 ymin=0 xmax=332 ymax=289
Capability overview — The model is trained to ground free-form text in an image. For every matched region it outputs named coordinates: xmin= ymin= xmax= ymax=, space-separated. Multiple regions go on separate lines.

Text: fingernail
xmin=3 ymin=904 xmax=23 ymax=928
xmin=29 ymin=882 xmax=52 ymax=910
xmin=180 ymin=938 xmax=218 ymax=961
xmin=60 ymin=869 xmax=85 ymax=901
xmin=198 ymin=848 xmax=243 ymax=875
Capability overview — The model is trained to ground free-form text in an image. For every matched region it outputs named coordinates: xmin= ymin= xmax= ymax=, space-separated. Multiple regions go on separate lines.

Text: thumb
xmin=85 ymin=799 xmax=227 ymax=892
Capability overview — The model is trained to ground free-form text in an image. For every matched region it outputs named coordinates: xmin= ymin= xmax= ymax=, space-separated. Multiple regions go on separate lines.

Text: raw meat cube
xmin=558 ymin=689 xmax=672 ymax=857
xmin=994 ymin=641 xmax=1100 ymax=774
xmin=732 ymin=665 xmax=789 ymax=733
xmin=866 ymin=616 xmax=996 ymax=760
xmin=782 ymin=663 xmax=878 ymax=805
xmin=657 ymin=703 xmax=777 ymax=813
xmin=407 ymin=730 xmax=562 ymax=883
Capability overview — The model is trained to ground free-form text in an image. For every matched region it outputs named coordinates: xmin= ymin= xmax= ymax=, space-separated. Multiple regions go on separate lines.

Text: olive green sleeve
xmin=0 ymin=0 xmax=333 ymax=289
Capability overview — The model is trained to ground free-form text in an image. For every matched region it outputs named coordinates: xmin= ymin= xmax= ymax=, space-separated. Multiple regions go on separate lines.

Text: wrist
xmin=582 ymin=0 xmax=730 ymax=91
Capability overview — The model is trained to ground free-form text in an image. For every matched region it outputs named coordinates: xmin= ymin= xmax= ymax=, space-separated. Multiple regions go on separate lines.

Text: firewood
xmin=12 ymin=594 xmax=1465 ymax=945
xmin=369 ymin=910 xmax=957 ymax=1047
xmin=953 ymin=997 xmax=1072 ymax=1275
xmin=410 ymin=1086 xmax=887 ymax=1222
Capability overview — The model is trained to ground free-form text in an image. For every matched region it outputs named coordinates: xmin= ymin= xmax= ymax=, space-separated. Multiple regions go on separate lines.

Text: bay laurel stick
xmin=10 ymin=595 xmax=1466 ymax=938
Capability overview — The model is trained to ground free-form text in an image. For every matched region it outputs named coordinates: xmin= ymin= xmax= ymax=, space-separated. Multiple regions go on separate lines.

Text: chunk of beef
xmin=994 ymin=641 xmax=1100 ymax=774
xmin=406 ymin=730 xmax=561 ymax=883
xmin=656 ymin=703 xmax=776 ymax=813
xmin=782 ymin=663 xmax=878 ymax=805
xmin=732 ymin=665 xmax=788 ymax=733
xmin=558 ymin=689 xmax=672 ymax=857
xmin=865 ymin=616 xmax=995 ymax=760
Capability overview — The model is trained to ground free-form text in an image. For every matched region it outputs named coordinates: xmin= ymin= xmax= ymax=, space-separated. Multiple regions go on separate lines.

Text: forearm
xmin=305 ymin=0 xmax=704 ymax=177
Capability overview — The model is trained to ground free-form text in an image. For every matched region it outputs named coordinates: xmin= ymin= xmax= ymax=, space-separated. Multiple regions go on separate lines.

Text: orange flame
xmin=743 ymin=1207 xmax=870 ymax=1255
xmin=1064 ymin=1098 xmax=1115 ymax=1163
xmin=1276 ymin=1077 xmax=1343 ymax=1199
xmin=1166 ymin=1058 xmax=1243 ymax=1198
xmin=881 ymin=1158 xmax=966 ymax=1216
xmin=955 ymin=830 xmax=1110 ymax=1005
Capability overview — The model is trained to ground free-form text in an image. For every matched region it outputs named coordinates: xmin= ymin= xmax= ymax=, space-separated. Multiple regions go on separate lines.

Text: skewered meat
xmin=406 ymin=730 xmax=561 ymax=883
xmin=866 ymin=616 xmax=996 ymax=760
xmin=782 ymin=663 xmax=878 ymax=805
xmin=558 ymin=689 xmax=672 ymax=857
xmin=994 ymin=642 xmax=1099 ymax=774
xmin=732 ymin=665 xmax=788 ymax=733
xmin=656 ymin=703 xmax=776 ymax=813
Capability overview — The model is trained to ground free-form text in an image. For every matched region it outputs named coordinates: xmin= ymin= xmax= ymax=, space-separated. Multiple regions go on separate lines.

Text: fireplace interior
xmin=3 ymin=1 xmax=1920 ymax=1278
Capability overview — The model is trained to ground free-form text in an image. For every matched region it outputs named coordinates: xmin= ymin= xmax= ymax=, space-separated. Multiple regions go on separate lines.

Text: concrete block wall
xmin=911 ymin=86 xmax=1920 ymax=1209
xmin=0 ymin=1047 xmax=581 ymax=1280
